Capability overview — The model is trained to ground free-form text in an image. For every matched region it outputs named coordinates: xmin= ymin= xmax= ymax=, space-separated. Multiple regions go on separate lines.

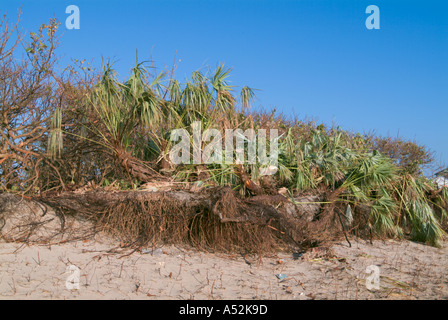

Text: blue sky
xmin=2 ymin=0 xmax=448 ymax=170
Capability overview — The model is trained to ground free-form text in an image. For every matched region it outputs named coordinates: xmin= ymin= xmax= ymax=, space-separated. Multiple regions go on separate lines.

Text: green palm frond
xmin=211 ymin=63 xmax=233 ymax=93
xmin=240 ymin=86 xmax=257 ymax=111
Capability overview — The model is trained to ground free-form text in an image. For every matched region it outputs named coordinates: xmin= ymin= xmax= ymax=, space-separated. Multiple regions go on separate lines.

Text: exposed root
xmin=0 ymin=186 xmax=367 ymax=253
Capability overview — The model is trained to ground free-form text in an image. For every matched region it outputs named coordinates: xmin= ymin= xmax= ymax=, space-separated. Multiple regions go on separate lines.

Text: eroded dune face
xmin=0 ymin=187 xmax=327 ymax=253
xmin=0 ymin=193 xmax=95 ymax=243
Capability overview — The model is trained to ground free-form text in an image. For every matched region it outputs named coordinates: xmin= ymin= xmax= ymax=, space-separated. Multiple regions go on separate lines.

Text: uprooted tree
xmin=0 ymin=15 xmax=447 ymax=252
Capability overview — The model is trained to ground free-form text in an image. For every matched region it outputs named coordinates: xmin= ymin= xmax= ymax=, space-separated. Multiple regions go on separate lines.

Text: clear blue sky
xmin=3 ymin=0 xmax=448 ymax=170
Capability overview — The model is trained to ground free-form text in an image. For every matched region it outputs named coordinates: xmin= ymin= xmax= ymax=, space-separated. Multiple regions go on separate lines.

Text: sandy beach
xmin=1 ymin=234 xmax=447 ymax=300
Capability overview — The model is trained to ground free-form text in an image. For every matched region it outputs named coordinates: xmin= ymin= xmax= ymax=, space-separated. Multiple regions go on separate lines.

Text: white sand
xmin=1 ymin=235 xmax=447 ymax=300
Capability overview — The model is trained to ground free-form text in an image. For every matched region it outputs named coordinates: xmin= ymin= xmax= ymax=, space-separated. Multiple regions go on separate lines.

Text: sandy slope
xmin=0 ymin=235 xmax=447 ymax=300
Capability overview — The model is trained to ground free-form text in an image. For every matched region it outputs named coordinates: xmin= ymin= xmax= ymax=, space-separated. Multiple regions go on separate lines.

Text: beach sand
xmin=1 ymin=235 xmax=447 ymax=300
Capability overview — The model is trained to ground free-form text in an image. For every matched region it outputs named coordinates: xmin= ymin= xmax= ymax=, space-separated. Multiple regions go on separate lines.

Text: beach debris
xmin=275 ymin=273 xmax=287 ymax=280
xmin=140 ymin=181 xmax=174 ymax=192
xmin=284 ymin=286 xmax=293 ymax=294
xmin=293 ymin=252 xmax=305 ymax=260
xmin=345 ymin=204 xmax=353 ymax=227
xmin=141 ymin=248 xmax=163 ymax=256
